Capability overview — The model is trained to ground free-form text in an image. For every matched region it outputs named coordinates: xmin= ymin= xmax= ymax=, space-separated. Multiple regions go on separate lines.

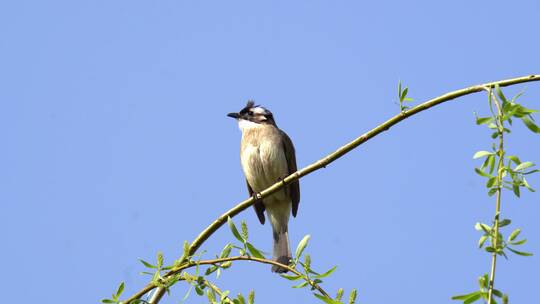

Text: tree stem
xmin=486 ymin=89 xmax=505 ymax=304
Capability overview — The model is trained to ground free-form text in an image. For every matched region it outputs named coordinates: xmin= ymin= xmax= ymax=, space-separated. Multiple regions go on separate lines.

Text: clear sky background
xmin=1 ymin=1 xmax=539 ymax=303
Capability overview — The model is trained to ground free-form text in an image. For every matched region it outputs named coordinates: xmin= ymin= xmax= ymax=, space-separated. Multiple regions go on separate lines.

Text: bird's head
xmin=227 ymin=100 xmax=276 ymax=127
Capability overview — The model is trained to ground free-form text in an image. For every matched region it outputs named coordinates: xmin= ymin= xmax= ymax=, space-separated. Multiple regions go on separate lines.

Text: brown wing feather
xmin=246 ymin=180 xmax=266 ymax=224
xmin=280 ymin=130 xmax=300 ymax=217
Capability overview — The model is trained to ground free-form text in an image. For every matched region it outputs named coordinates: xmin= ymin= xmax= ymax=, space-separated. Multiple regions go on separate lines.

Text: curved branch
xmin=125 ymin=256 xmax=331 ymax=303
xmin=126 ymin=74 xmax=540 ymax=303
xmin=189 ymin=256 xmax=331 ymax=298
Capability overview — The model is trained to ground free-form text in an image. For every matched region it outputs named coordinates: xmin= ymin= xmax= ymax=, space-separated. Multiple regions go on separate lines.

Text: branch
xmin=190 ymin=256 xmax=331 ymax=298
xmin=125 ymin=256 xmax=331 ymax=303
xmin=485 ymin=88 xmax=505 ymax=304
xmin=125 ymin=74 xmax=540 ymax=303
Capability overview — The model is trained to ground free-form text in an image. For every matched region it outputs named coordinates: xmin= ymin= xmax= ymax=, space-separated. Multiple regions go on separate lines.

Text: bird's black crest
xmin=240 ymin=100 xmax=260 ymax=114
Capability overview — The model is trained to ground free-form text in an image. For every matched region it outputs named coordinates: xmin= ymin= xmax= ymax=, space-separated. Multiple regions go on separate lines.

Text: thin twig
xmin=123 ymin=75 xmax=540 ymax=304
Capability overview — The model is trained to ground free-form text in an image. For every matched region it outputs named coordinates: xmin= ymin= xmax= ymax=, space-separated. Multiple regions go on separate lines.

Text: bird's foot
xmin=252 ymin=192 xmax=263 ymax=203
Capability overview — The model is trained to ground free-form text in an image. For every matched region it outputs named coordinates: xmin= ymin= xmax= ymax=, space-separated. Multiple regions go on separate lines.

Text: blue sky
xmin=1 ymin=1 xmax=539 ymax=303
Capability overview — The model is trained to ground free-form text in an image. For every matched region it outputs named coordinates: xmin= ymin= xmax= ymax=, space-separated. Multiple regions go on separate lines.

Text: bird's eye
xmin=247 ymin=111 xmax=253 ymax=116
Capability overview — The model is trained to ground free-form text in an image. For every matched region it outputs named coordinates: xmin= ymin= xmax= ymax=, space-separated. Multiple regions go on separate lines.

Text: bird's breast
xmin=240 ymin=128 xmax=288 ymax=196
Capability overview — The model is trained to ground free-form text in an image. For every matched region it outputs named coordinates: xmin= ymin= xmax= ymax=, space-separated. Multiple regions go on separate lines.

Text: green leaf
xmin=246 ymin=242 xmax=265 ymax=259
xmin=492 ymin=289 xmax=504 ymax=298
xmin=523 ymin=168 xmax=540 ymax=175
xmin=228 ymin=217 xmax=245 ymax=243
xmin=510 ymin=239 xmax=527 ymax=246
xmin=478 ymin=235 xmax=488 ymax=248
xmin=182 ymin=240 xmax=190 ymax=259
xmin=507 ymin=247 xmax=533 ymax=256
xmin=486 ymin=177 xmax=496 ymax=188
xmin=499 ymin=219 xmax=511 ymax=227
xmin=336 ymin=288 xmax=344 ymax=301
xmin=220 ymin=243 xmax=233 ymax=258
xmin=292 ymin=281 xmax=309 ymax=288
xmin=495 ymin=84 xmax=508 ymax=103
xmin=476 ymin=116 xmax=493 ymax=125
xmin=514 ymin=161 xmax=534 ymax=171
xmin=452 ymin=291 xmax=482 ymax=302
xmin=513 ymin=184 xmax=521 ymax=197
xmin=510 ymin=91 xmax=524 ymax=103
xmin=508 ymin=228 xmax=521 ymax=241
xmin=474 ymin=168 xmax=492 ymax=178
xmin=523 ymin=178 xmax=536 ymax=192
xmin=488 ymin=155 xmax=496 ymax=174
xmin=475 ymin=222 xmax=491 ymax=233
xmin=522 ymin=116 xmax=540 ymax=133
xmin=464 ymin=293 xmax=482 ymax=304
xmin=473 ymin=151 xmax=493 ymax=159
xmin=401 ymin=87 xmax=409 ymax=101
xmin=248 ymin=290 xmax=255 ymax=304
xmin=304 ymin=254 xmax=312 ymax=270
xmin=349 ymin=289 xmax=357 ymax=304
xmin=207 ymin=289 xmax=217 ymax=304
xmin=314 ymin=266 xmax=338 ymax=279
xmin=237 ymin=293 xmax=246 ymax=304
xmin=516 ymin=106 xmax=540 ymax=115
xmin=507 ymin=155 xmax=521 ymax=165
xmin=485 ymin=246 xmax=496 ymax=253
xmin=205 ymin=266 xmax=218 ymax=276
xmin=181 ymin=285 xmax=194 ymax=302
xmin=139 ymin=259 xmax=156 ymax=269
xmin=313 ymin=293 xmax=341 ymax=304
xmin=195 ymin=286 xmax=204 ymax=296
xmin=115 ymin=282 xmax=125 ymax=298
xmin=101 ymin=300 xmax=116 ymax=304
xmin=280 ymin=273 xmax=303 ymax=281
xmin=156 ymin=252 xmax=164 ymax=269
xmin=295 ymin=235 xmax=311 ymax=260
xmin=220 ymin=261 xmax=232 ymax=268
xmin=478 ymin=274 xmax=488 ymax=289
xmin=241 ymin=221 xmax=249 ymax=241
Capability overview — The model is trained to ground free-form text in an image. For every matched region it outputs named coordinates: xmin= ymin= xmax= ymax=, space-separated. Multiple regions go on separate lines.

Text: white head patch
xmin=251 ymin=107 xmax=267 ymax=115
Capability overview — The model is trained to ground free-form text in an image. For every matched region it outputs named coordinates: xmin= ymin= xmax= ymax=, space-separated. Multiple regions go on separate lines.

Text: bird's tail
xmin=272 ymin=227 xmax=291 ymax=273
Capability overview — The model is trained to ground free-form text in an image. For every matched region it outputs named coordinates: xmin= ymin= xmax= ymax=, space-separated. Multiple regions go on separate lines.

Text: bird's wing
xmin=280 ymin=130 xmax=300 ymax=217
xmin=246 ymin=179 xmax=266 ymax=224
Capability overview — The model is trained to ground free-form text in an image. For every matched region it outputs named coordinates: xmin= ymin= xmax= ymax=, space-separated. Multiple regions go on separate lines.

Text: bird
xmin=228 ymin=101 xmax=300 ymax=273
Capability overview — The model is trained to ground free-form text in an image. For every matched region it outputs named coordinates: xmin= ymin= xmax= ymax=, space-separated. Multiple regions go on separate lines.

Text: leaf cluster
xmin=397 ymin=80 xmax=414 ymax=112
xmin=475 ymin=220 xmax=532 ymax=258
xmin=452 ymin=274 xmax=508 ymax=304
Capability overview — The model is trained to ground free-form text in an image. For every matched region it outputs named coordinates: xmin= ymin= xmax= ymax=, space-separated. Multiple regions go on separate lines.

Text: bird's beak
xmin=227 ymin=112 xmax=240 ymax=119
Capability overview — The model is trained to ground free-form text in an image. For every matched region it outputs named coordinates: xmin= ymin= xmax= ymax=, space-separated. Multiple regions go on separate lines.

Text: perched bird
xmin=228 ymin=101 xmax=300 ymax=273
